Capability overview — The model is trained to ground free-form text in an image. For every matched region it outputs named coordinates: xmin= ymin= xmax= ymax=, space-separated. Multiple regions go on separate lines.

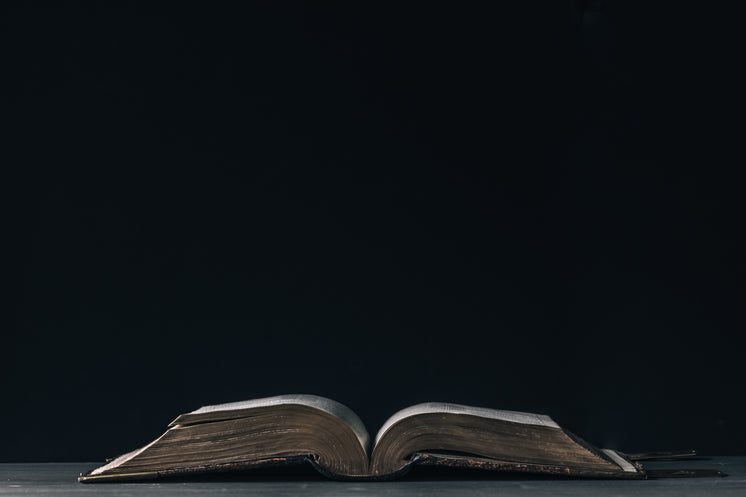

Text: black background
xmin=5 ymin=2 xmax=745 ymax=462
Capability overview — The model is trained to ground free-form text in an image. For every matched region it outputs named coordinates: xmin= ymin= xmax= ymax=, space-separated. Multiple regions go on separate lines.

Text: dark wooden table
xmin=1 ymin=457 xmax=744 ymax=496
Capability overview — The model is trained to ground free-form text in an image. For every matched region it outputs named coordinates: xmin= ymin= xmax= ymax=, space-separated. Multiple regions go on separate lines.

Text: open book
xmin=80 ymin=394 xmax=663 ymax=481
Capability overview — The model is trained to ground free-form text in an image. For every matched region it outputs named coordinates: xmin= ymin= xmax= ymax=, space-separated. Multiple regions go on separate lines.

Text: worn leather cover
xmin=410 ymin=452 xmax=646 ymax=479
xmin=79 ymin=456 xmax=311 ymax=482
xmin=80 ymin=451 xmax=646 ymax=482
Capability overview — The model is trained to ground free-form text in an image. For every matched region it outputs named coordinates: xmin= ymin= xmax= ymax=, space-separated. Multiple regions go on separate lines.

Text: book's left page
xmin=80 ymin=394 xmax=371 ymax=482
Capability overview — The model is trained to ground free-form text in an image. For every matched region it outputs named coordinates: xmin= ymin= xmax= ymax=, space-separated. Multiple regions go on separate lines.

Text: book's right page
xmin=370 ymin=402 xmax=644 ymax=478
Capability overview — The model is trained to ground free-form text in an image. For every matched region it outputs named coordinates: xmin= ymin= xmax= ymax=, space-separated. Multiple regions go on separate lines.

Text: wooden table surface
xmin=1 ymin=457 xmax=744 ymax=496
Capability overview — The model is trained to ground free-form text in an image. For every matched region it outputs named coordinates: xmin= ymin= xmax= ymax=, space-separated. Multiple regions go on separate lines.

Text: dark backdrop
xmin=5 ymin=2 xmax=744 ymax=462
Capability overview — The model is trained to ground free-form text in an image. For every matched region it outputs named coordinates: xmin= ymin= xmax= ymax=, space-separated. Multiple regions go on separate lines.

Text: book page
xmin=190 ymin=394 xmax=371 ymax=452
xmin=375 ymin=402 xmax=560 ymax=445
